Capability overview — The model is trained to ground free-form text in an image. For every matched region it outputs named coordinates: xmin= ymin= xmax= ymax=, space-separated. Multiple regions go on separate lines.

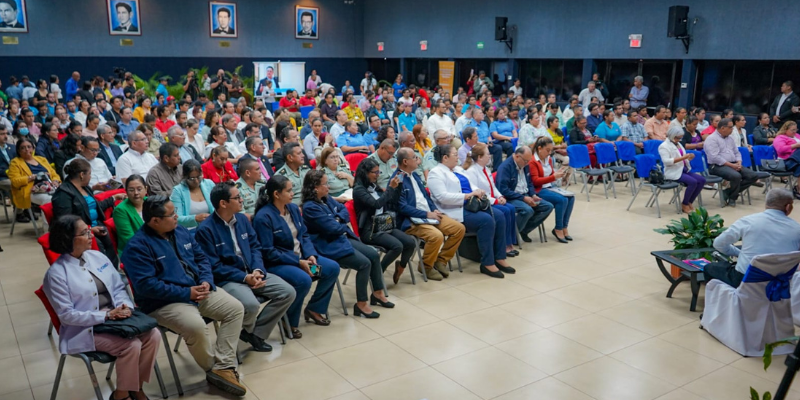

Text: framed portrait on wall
xmin=209 ymin=1 xmax=237 ymax=38
xmin=106 ymin=0 xmax=141 ymax=36
xmin=0 ymin=0 xmax=28 ymax=33
xmin=295 ymin=5 xmax=318 ymax=40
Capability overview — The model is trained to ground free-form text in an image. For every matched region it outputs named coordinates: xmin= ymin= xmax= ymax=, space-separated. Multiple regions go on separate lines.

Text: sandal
xmin=304 ymin=308 xmax=330 ymax=326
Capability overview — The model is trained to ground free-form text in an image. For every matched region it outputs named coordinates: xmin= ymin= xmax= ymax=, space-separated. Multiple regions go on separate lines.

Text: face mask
xmin=19 ymin=128 xmax=29 ymax=135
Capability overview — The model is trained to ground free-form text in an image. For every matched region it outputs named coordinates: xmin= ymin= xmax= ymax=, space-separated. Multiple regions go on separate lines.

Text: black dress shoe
xmin=354 ymin=304 xmax=380 ymax=319
xmin=520 ymin=233 xmax=532 ymax=243
xmin=510 ymin=250 xmax=519 ymax=256
xmin=506 ymin=251 xmax=517 ymax=258
xmin=552 ymin=229 xmax=568 ymax=244
xmin=15 ymin=213 xmax=30 ymax=223
xmin=497 ymin=264 xmax=516 ymax=274
xmin=239 ymin=330 xmax=272 ymax=352
xmin=480 ymin=265 xmax=504 ymax=278
xmin=370 ymin=294 xmax=395 ymax=308
xmin=564 ymin=235 xmax=573 ymax=241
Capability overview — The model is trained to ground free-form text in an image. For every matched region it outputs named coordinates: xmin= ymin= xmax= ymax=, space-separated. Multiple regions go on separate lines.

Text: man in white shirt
xmin=330 ymin=110 xmax=347 ymax=139
xmin=577 ymin=81 xmax=604 ymax=108
xmin=426 ymin=100 xmax=460 ymax=148
xmin=72 ymin=137 xmax=114 ymax=193
xmin=455 ymin=107 xmax=473 ymax=137
xmin=360 ymin=72 xmax=377 ymax=95
xmin=509 ymin=79 xmax=523 ymax=98
xmin=398 ymin=90 xmax=414 ymax=107
xmin=116 ymin=130 xmax=159 ymax=183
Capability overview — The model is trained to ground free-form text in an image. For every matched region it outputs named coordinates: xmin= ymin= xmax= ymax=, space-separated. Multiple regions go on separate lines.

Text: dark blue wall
xmin=2 ymin=0 xmax=363 ymax=58
xmin=362 ymin=0 xmax=800 ymax=60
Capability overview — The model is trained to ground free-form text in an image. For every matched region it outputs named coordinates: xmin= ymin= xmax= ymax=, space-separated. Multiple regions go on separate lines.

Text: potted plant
xmin=654 ymin=207 xmax=726 ymax=278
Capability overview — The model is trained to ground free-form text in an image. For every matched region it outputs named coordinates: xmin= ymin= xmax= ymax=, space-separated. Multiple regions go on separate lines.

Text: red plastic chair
xmin=344 ymin=153 xmax=368 ymax=174
xmin=344 ymin=200 xmax=359 ymax=237
xmin=37 ymin=232 xmax=100 ymax=266
xmin=41 ymin=202 xmax=54 ymax=225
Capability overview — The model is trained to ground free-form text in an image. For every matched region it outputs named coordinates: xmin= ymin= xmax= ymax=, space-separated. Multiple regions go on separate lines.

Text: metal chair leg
xmin=28 ymin=208 xmax=41 ymax=237
xmin=653 ymin=187 xmax=662 ymax=218
xmin=342 ymin=269 xmax=351 ymax=285
xmin=413 ymin=237 xmax=427 ymax=282
xmin=50 ymin=354 xmax=67 ymax=400
xmin=153 ymin=361 xmax=168 ymax=399
xmin=283 ymin=314 xmax=293 ymax=340
xmin=173 ymin=335 xmax=181 ymax=353
xmin=77 ymin=354 xmax=104 ymax=400
xmin=335 ymin=279 xmax=348 ymax=315
xmin=48 ymin=321 xmax=54 ymax=336
xmin=582 ymin=174 xmax=590 ymax=202
xmin=0 ymin=191 xmax=8 ymax=223
xmin=106 ymin=361 xmax=114 ymax=380
xmin=160 ymin=328 xmax=184 ymax=396
xmin=455 ymin=251 xmax=462 ymax=273
xmin=626 ymin=181 xmax=643 ymax=211
xmin=9 ymin=205 xmax=17 ymax=236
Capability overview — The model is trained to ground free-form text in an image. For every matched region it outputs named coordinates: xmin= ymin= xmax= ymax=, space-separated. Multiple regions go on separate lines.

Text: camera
xmin=113 ymin=67 xmax=127 ymax=79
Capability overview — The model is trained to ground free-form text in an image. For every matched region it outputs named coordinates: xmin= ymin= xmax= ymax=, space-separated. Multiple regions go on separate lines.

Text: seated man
xmin=275 ymin=142 xmax=310 ymax=205
xmin=398 ymin=131 xmax=428 ymax=182
xmin=620 ymin=111 xmax=647 ymax=154
xmin=392 ymin=148 xmax=465 ymax=280
xmin=0 ymin=126 xmax=15 ymax=194
xmin=705 ymin=188 xmax=800 ymax=287
xmin=336 ymin=121 xmax=373 ymax=155
xmin=241 ymin=136 xmax=273 ymax=181
xmin=496 ymin=146 xmax=554 ymax=242
xmin=121 ymin=196 xmax=247 ymax=396
xmin=422 ymin=129 xmax=452 ymax=172
xmin=705 ymin=118 xmax=759 ymax=207
xmin=235 ymin=158 xmax=265 ymax=215
xmin=195 ymin=182 xmax=296 ymax=353
xmin=458 ymin=127 xmax=478 ymax=165
xmin=146 ymin=143 xmax=183 ymax=197
xmin=71 ymin=136 xmax=114 ymax=193
xmin=365 ymin=139 xmax=398 ymax=190
xmin=467 ymin=108 xmax=503 ymax=171
xmin=116 ymin=130 xmax=158 ymax=183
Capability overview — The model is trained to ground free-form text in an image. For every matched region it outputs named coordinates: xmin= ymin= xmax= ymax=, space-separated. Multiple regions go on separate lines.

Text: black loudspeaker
xmin=495 ymin=17 xmax=508 ymax=41
xmin=667 ymin=6 xmax=689 ymax=37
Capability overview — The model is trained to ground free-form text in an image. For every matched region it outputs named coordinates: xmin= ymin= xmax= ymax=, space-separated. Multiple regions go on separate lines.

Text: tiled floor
xmin=1 ymin=187 xmax=798 ymax=400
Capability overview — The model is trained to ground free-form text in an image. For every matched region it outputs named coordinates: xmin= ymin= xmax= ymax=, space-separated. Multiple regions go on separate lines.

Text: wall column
xmin=677 ymin=59 xmax=696 ymax=109
xmin=581 ymin=59 xmax=594 ymax=89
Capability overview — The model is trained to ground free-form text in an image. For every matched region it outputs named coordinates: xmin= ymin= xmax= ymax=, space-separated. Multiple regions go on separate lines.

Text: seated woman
xmin=681 ymin=116 xmax=704 ymax=150
xmin=344 ymin=97 xmax=366 ymax=127
xmin=301 ymin=170 xmax=391 ymax=318
xmin=353 ymin=158 xmax=417 ymax=284
xmin=518 ymin=111 xmax=548 ymax=149
xmin=412 ymin=124 xmax=432 ymax=154
xmin=568 ymin=115 xmax=600 ymax=167
xmin=201 ymin=110 xmax=219 ymax=140
xmin=313 ymin=131 xmax=350 ymax=170
xmin=252 ymin=176 xmax=341 ymax=338
xmin=659 ymin=127 xmax=705 ymax=213
xmin=8 ymin=137 xmax=61 ymax=222
xmin=369 ymin=99 xmax=391 ymax=126
xmin=772 ymin=121 xmax=800 ymax=196
xmin=202 ymin=147 xmax=239 ymax=184
xmin=52 ymin=158 xmax=126 ymax=266
xmin=35 ymin=122 xmax=60 ymax=163
xmin=753 ymin=112 xmax=777 ymax=145
xmin=170 ymin=160 xmax=214 ymax=230
xmin=13 ymin=120 xmax=34 ymax=146
xmin=112 ymin=174 xmax=147 ymax=257
xmin=529 ymin=136 xmax=576 ymax=243
xmin=318 ymin=147 xmax=353 ymax=200
xmin=545 ymin=115 xmax=570 ymax=167
xmin=427 ymin=144 xmax=514 ymax=279
xmin=462 ymin=143 xmax=518 ymax=256
xmin=377 ymin=124 xmax=397 ymax=144
xmin=54 ymin=134 xmax=82 ymax=178
xmin=594 ymin=110 xmax=622 ymax=143
xmin=701 ymin=114 xmax=721 ymax=139
xmin=43 ymin=215 xmax=161 ymax=400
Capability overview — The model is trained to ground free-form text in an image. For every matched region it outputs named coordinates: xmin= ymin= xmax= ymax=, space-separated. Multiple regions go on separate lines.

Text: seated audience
xmin=701 ymin=114 xmax=721 ymax=139
xmin=252 ymin=176 xmax=341 ymax=338
xmin=336 ymin=121 xmax=373 ymax=154
xmin=8 ymin=137 xmax=60 ymax=220
xmin=704 ymin=189 xmax=800 ymax=288
xmin=496 ymin=146 xmax=554 ymax=242
xmin=458 ymin=127 xmax=478 ymax=165
xmin=168 ymin=125 xmax=203 ymax=165
xmin=428 ymin=144 xmax=512 ymax=278
xmin=319 ymin=146 xmax=353 ymax=200
xmin=731 ymin=114 xmax=750 ymax=148
xmin=52 ymin=158 xmax=125 ymax=266
xmin=397 ymin=103 xmax=418 ymax=133
xmin=645 ymin=106 xmax=669 ymax=140
xmin=392 ymin=148 xmax=465 ymax=280
xmin=462 ymin=143 xmax=518 ymax=256
xmin=585 ymin=103 xmax=602 ymax=133
xmin=659 ymin=127 xmax=705 ymax=214
xmin=681 ymin=116 xmax=704 ymax=150
xmin=35 ymin=122 xmax=60 ymax=163
xmin=353 ymin=158 xmax=415 ymax=284
xmin=44 ymin=215 xmax=161 ymax=400
xmin=54 ymin=134 xmax=82 ymax=178
xmin=301 ymin=171 xmax=390 ymax=318
xmin=365 ymin=139 xmax=398 ymax=190
xmin=421 ymin=129 xmax=452 ymax=172
xmin=0 ymin=126 xmax=16 ymax=194
xmin=753 ymin=112 xmax=777 ymax=145
xmin=620 ymin=112 xmax=647 ymax=153
xmin=275 ymin=142 xmax=310 ymax=205
xmin=204 ymin=126 xmax=242 ymax=162
xmin=241 ymin=136 xmax=273 ymax=181
xmin=529 ymin=136 xmax=576 ymax=242
xmin=489 ymin=107 xmax=517 ymax=162
xmin=773 ymin=121 xmax=800 ymax=194
xmin=121 ymin=196 xmax=247 ymax=395
xmin=705 ymin=118 xmax=759 ymax=207
xmin=398 ymin=131 xmax=428 ymax=182
xmin=97 ymin=125 xmax=123 ymax=175
xmin=202 ymin=147 xmax=239 ymax=184
xmin=594 ymin=110 xmax=623 ymax=142
xmin=112 ymin=174 xmax=147 ymax=257
xmin=518 ymin=111 xmax=547 ymax=149
xmin=69 ymin=136 xmax=115 ymax=193
xmin=171 ymin=159 xmax=214 ymax=230
xmin=195 ymin=182 xmax=296 ymax=353
xmin=116 ymin=130 xmax=158 ymax=183
xmin=147 ymin=143 xmax=183 ymax=197
xmin=545 ymin=115 xmax=570 ymax=166
xmin=235 ymin=158 xmax=264 ymax=216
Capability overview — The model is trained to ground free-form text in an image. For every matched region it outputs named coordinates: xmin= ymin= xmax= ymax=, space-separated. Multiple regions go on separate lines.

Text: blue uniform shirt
xmin=336 ymin=131 xmax=369 ymax=154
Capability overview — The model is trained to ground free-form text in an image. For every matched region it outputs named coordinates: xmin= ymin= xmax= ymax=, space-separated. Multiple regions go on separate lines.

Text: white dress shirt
xmin=116 ymin=149 xmax=158 ymax=181
xmin=408 ymin=172 xmax=431 ymax=213
xmin=465 ymin=164 xmax=503 ymax=203
xmin=426 ymin=113 xmax=456 ymax=139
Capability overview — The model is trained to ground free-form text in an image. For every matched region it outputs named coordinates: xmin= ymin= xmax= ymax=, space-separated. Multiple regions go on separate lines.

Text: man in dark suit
xmin=212 ymin=7 xmax=235 ymax=35
xmin=112 ymin=2 xmax=138 ymax=33
xmin=97 ymin=125 xmax=124 ymax=175
xmin=297 ymin=11 xmax=316 ymax=37
xmin=0 ymin=125 xmax=16 ymax=193
xmin=256 ymin=66 xmax=280 ymax=94
xmin=770 ymin=80 xmax=800 ymax=128
xmin=0 ymin=0 xmax=24 ymax=30
xmin=241 ymin=136 xmax=274 ymax=181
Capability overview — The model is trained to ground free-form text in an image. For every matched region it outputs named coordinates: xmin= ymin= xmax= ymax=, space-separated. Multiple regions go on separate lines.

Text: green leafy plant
xmin=133 ymin=66 xmax=256 ymax=103
xmin=653 ymin=207 xmax=726 ymax=249
xmin=751 ymin=336 xmax=799 ymax=399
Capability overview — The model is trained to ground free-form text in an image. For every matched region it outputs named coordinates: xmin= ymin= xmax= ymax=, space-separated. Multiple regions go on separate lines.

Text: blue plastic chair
xmin=615 ymin=140 xmax=637 ymax=163
xmin=748 ymin=134 xmax=754 ymax=146
xmin=300 ymin=106 xmax=314 ymax=120
xmin=643 ymin=140 xmax=663 ymax=162
xmin=751 ymin=145 xmax=792 ymax=193
xmin=566 ymin=144 xmax=612 ymax=201
xmin=595 ymin=142 xmax=635 ymax=196
xmin=562 ymin=126 xmax=568 ymax=137
xmin=626 ymin=154 xmax=681 ymax=218
xmin=271 ymin=102 xmax=281 ymax=112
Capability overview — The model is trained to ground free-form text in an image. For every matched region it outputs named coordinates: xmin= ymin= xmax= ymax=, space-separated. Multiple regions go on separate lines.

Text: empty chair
xmin=595 ymin=142 xmax=635 ymax=196
xmin=643 ymin=139 xmax=663 ymax=161
xmin=738 ymin=146 xmax=770 ymax=204
xmin=626 ymin=154 xmax=681 ymax=218
xmin=702 ymin=251 xmax=800 ymax=357
xmin=566 ymin=144 xmax=613 ymax=201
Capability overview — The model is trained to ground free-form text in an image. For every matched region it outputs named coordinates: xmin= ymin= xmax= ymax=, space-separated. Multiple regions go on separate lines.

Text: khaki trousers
xmin=405 ymin=215 xmax=465 ymax=269
xmin=149 ymin=289 xmax=244 ymax=371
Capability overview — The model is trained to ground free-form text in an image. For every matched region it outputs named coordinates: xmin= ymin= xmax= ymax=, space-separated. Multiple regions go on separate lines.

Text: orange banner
xmin=438 ymin=61 xmax=455 ymax=95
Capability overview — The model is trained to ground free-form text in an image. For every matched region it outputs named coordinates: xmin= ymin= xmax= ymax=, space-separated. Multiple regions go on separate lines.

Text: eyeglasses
xmin=229 ymin=195 xmax=243 ymax=202
xmin=369 ymin=170 xmax=380 ymax=175
xmin=156 ymin=212 xmax=178 ymax=219
xmin=186 ymin=176 xmax=201 ymax=182
xmin=132 ymin=138 xmax=147 ymax=142
xmin=75 ymin=229 xmax=92 ymax=238
xmin=87 ymin=148 xmax=100 ymax=153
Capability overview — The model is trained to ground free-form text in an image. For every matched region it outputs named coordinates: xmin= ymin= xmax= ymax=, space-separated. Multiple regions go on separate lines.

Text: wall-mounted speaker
xmin=495 ymin=17 xmax=508 ymax=41
xmin=667 ymin=6 xmax=689 ymax=38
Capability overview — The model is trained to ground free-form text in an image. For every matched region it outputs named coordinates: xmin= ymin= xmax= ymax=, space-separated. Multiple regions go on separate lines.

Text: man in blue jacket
xmin=195 ymin=182 xmax=295 ymax=353
xmin=121 ymin=196 xmax=247 ymax=396
xmin=392 ymin=148 xmax=465 ymax=280
xmin=496 ymin=146 xmax=553 ymax=242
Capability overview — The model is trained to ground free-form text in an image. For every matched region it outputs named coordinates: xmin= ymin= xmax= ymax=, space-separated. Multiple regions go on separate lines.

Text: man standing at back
xmin=578 ymin=81 xmax=604 ymax=109
xmin=629 ymin=76 xmax=649 ymax=109
xmin=705 ymin=189 xmax=800 ymax=287
xmin=769 ymin=80 xmax=799 ymax=128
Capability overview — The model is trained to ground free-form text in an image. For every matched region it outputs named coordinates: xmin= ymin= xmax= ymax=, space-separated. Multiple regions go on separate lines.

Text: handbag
xmin=93 ymin=309 xmax=158 ymax=339
xmin=648 ymin=166 xmax=665 ymax=185
xmin=31 ymin=173 xmax=59 ymax=194
xmin=465 ymin=194 xmax=491 ymax=213
xmin=761 ymin=159 xmax=786 ymax=172
xmin=363 ymin=211 xmax=395 ymax=242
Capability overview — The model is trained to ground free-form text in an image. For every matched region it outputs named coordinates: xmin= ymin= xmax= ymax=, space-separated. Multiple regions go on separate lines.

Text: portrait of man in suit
xmin=295 ymin=6 xmax=318 ymax=40
xmin=210 ymin=2 xmax=237 ymax=38
xmin=257 ymin=66 xmax=280 ymax=95
xmin=107 ymin=0 xmax=140 ymax=36
xmin=0 ymin=0 xmax=27 ymax=32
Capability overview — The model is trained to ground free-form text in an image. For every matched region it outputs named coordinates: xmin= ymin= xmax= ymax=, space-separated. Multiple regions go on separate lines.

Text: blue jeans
xmin=492 ymin=203 xmax=517 ymax=246
xmin=508 ymin=198 xmax=554 ymax=235
xmin=462 ymin=208 xmax=506 ymax=266
xmin=536 ymin=188 xmax=575 ymax=230
xmin=267 ymin=256 xmax=341 ymax=327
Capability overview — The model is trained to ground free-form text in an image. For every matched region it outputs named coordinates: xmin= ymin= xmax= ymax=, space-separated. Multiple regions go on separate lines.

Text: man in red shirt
xmin=279 ymin=90 xmax=302 ymax=123
xmin=298 ymin=89 xmax=317 ymax=107
xmin=202 ymin=146 xmax=239 ymax=183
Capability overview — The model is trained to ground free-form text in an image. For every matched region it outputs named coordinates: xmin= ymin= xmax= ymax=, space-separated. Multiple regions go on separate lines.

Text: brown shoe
xmin=392 ymin=261 xmax=405 ymax=284
xmin=434 ymin=261 xmax=450 ymax=278
xmin=206 ymin=368 xmax=246 ymax=396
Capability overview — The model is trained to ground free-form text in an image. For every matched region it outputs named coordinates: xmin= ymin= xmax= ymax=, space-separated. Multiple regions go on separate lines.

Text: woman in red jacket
xmin=201 ymin=146 xmax=239 ymax=183
xmin=528 ymin=136 xmax=575 ymax=243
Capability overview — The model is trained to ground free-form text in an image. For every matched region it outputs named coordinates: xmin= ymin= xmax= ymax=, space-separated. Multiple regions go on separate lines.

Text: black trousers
xmin=709 ymin=165 xmax=759 ymax=202
xmin=362 ymin=229 xmax=416 ymax=272
xmin=488 ymin=142 xmax=505 ymax=172
xmin=704 ymin=261 xmax=743 ymax=288
xmin=338 ymin=239 xmax=384 ymax=302
xmin=96 ymin=232 xmax=120 ymax=268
